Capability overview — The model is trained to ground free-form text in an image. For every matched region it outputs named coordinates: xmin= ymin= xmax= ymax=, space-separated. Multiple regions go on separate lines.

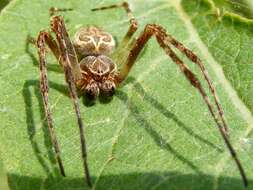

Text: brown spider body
xmin=73 ymin=26 xmax=118 ymax=98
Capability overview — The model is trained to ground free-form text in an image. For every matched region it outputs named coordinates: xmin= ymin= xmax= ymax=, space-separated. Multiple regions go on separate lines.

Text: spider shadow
xmin=115 ymin=77 xmax=223 ymax=173
xmin=22 ymin=80 xmax=70 ymax=178
xmin=22 ymin=77 xmax=199 ymax=182
xmin=22 ymin=76 xmax=223 ymax=181
xmin=130 ymin=77 xmax=223 ymax=152
xmin=0 ymin=0 xmax=9 ymax=12
xmin=22 ymin=78 xmax=116 ymax=180
xmin=8 ymin=171 xmax=251 ymax=190
xmin=82 ymin=91 xmax=115 ymax=107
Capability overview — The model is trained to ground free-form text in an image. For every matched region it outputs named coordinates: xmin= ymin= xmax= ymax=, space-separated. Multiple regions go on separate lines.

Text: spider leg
xmin=91 ymin=2 xmax=138 ymax=65
xmin=50 ymin=16 xmax=92 ymax=187
xmin=92 ymin=2 xmax=138 ymax=42
xmin=118 ymin=24 xmax=248 ymax=187
xmin=50 ymin=16 xmax=82 ymax=81
xmin=49 ymin=7 xmax=73 ymax=16
xmin=37 ymin=31 xmax=66 ymax=177
xmin=167 ymin=35 xmax=228 ymax=135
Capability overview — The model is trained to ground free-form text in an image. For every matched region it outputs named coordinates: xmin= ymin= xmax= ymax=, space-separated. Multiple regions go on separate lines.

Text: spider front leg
xmin=37 ymin=31 xmax=66 ymax=177
xmin=51 ymin=16 xmax=92 ymax=187
xmin=37 ymin=16 xmax=92 ymax=187
xmin=49 ymin=7 xmax=73 ymax=16
xmin=92 ymin=2 xmax=138 ymax=42
xmin=118 ymin=24 xmax=248 ymax=187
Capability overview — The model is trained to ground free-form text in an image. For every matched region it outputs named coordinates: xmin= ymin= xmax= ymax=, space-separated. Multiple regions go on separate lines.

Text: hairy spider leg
xmin=118 ymin=24 xmax=248 ymax=187
xmin=92 ymin=1 xmax=138 ymax=42
xmin=51 ymin=16 xmax=92 ymax=187
xmin=37 ymin=32 xmax=66 ymax=177
xmin=166 ymin=36 xmax=228 ymax=135
xmin=92 ymin=2 xmax=227 ymax=136
xmin=34 ymin=1 xmax=248 ymax=188
xmin=49 ymin=7 xmax=73 ymax=16
xmin=37 ymin=16 xmax=92 ymax=187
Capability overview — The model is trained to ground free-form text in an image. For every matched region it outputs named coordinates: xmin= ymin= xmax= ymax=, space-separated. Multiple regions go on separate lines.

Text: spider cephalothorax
xmin=35 ymin=1 xmax=248 ymax=188
xmin=77 ymin=54 xmax=118 ymax=98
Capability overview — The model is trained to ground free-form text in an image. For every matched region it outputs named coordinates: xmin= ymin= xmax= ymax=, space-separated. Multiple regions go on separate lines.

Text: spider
xmin=34 ymin=2 xmax=248 ymax=188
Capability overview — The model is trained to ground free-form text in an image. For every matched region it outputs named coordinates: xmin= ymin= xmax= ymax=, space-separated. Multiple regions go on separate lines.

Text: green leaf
xmin=0 ymin=157 xmax=10 ymax=190
xmin=0 ymin=0 xmax=252 ymax=189
xmin=212 ymin=0 xmax=253 ymax=19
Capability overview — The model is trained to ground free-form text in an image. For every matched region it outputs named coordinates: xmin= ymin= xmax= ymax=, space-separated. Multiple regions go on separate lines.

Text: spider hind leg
xmin=37 ymin=31 xmax=66 ymax=177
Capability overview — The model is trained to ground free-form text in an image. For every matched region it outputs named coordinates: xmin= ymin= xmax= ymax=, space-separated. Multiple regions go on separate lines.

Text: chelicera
xmin=33 ymin=2 xmax=248 ymax=188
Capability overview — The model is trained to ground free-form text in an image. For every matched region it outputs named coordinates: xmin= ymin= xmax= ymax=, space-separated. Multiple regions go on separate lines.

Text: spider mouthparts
xmin=85 ymin=82 xmax=99 ymax=100
xmin=100 ymin=80 xmax=116 ymax=97
xmin=85 ymin=92 xmax=96 ymax=101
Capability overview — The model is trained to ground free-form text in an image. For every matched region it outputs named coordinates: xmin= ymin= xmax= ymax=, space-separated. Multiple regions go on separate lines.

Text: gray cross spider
xmin=34 ymin=2 xmax=248 ymax=188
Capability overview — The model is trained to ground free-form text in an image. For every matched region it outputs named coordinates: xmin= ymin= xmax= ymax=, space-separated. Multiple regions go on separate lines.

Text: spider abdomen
xmin=73 ymin=26 xmax=115 ymax=57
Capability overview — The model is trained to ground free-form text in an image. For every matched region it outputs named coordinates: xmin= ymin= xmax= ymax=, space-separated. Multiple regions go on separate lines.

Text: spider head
xmin=79 ymin=55 xmax=117 ymax=100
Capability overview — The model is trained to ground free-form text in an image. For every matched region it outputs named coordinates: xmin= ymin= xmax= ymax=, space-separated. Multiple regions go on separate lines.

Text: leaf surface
xmin=0 ymin=0 xmax=253 ymax=189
